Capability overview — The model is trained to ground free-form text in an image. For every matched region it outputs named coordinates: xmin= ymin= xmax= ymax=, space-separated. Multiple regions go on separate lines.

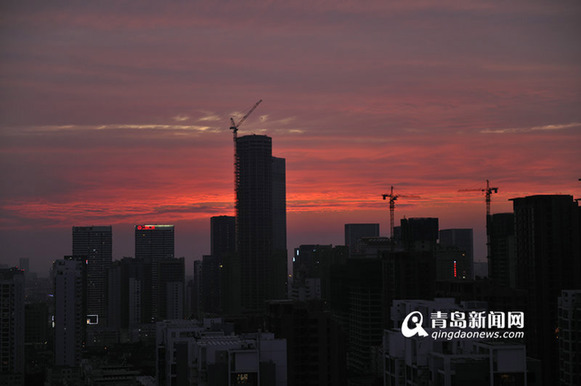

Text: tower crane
xmin=229 ymin=99 xmax=262 ymax=142
xmin=459 ymin=179 xmax=498 ymax=220
xmin=382 ymin=186 xmax=420 ymax=239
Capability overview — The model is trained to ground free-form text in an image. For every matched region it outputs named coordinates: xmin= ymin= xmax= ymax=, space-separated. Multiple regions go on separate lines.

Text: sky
xmin=1 ymin=0 xmax=580 ymax=275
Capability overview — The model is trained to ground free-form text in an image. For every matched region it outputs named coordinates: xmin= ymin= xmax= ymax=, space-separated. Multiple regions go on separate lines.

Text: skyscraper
xmin=134 ymin=224 xmax=179 ymax=322
xmin=72 ymin=225 xmax=112 ymax=326
xmin=53 ymin=257 xmax=85 ymax=367
xmin=487 ymin=213 xmax=516 ymax=287
xmin=234 ymin=135 xmax=287 ymax=313
xmin=211 ymin=216 xmax=235 ymax=258
xmin=512 ymin=195 xmax=581 ymax=385
xmin=202 ymin=216 xmax=236 ymax=314
xmin=0 ymin=268 xmax=25 ymax=386
xmin=135 ymin=224 xmax=174 ymax=262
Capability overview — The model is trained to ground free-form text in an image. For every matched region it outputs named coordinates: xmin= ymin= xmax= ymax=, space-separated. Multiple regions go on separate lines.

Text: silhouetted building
xmin=330 ymin=257 xmax=384 ymax=381
xmin=344 ymin=224 xmax=379 ymax=257
xmin=157 ymin=257 xmax=185 ymax=320
xmin=108 ymin=257 xmax=145 ymax=333
xmin=293 ymin=245 xmax=329 ymax=278
xmin=266 ymin=300 xmax=347 ymax=386
xmin=134 ymin=224 xmax=175 ymax=323
xmin=435 ymin=247 xmax=470 ymax=281
xmin=72 ymin=225 xmax=112 ymax=327
xmin=400 ymin=217 xmax=439 ymax=250
xmin=487 ymin=213 xmax=516 ymax=288
xmin=233 ymin=135 xmax=287 ymax=313
xmin=558 ymin=290 xmax=581 ymax=386
xmin=292 ymin=244 xmax=348 ymax=303
xmin=201 ymin=216 xmax=235 ymax=315
xmin=135 ymin=224 xmax=175 ymax=261
xmin=512 ymin=195 xmax=581 ymax=385
xmin=0 ymin=268 xmax=25 ymax=386
xmin=439 ymin=228 xmax=474 ymax=279
xmin=191 ymin=260 xmax=202 ymax=319
xmin=211 ymin=216 xmax=236 ymax=257
xmin=272 ymin=157 xmax=287 ymax=253
xmin=53 ymin=257 xmax=85 ymax=367
xmin=25 ymin=302 xmax=49 ymax=345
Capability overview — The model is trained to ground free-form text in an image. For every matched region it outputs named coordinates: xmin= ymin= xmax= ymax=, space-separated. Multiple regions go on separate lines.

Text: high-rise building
xmin=0 ymin=268 xmax=25 ymax=386
xmin=203 ymin=216 xmax=236 ymax=315
xmin=512 ymin=195 xmax=581 ymax=385
xmin=72 ymin=225 xmax=112 ymax=327
xmin=558 ymin=290 xmax=581 ymax=386
xmin=234 ymin=135 xmax=287 ymax=313
xmin=487 ymin=213 xmax=516 ymax=287
xmin=108 ymin=257 xmax=145 ymax=332
xmin=211 ymin=216 xmax=236 ymax=258
xmin=157 ymin=257 xmax=185 ymax=320
xmin=400 ymin=217 xmax=439 ymax=250
xmin=135 ymin=224 xmax=174 ymax=262
xmin=53 ymin=257 xmax=85 ymax=367
xmin=272 ymin=157 xmax=287 ymax=253
xmin=344 ymin=224 xmax=379 ymax=257
xmin=439 ymin=228 xmax=474 ymax=279
xmin=135 ymin=224 xmax=176 ymax=323
xmin=266 ymin=300 xmax=347 ymax=386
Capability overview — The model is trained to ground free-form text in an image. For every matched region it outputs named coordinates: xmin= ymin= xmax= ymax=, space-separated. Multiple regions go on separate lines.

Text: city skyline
xmin=1 ymin=1 xmax=580 ymax=274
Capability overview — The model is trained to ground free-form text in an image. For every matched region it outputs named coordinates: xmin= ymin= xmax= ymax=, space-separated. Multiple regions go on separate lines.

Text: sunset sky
xmin=1 ymin=1 xmax=580 ymax=275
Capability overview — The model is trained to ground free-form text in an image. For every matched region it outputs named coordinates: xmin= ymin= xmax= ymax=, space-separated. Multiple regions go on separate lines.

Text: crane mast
xmin=382 ymin=186 xmax=420 ymax=241
xmin=382 ymin=186 xmax=399 ymax=239
xmin=459 ymin=179 xmax=498 ymax=219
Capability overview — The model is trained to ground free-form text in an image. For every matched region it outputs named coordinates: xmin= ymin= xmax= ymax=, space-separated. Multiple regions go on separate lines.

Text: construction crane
xmin=382 ymin=186 xmax=420 ymax=239
xmin=229 ymin=99 xmax=262 ymax=142
xmin=459 ymin=179 xmax=498 ymax=219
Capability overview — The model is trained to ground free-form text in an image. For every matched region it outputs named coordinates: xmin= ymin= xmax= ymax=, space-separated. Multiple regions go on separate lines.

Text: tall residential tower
xmin=72 ymin=225 xmax=112 ymax=327
xmin=234 ymin=135 xmax=287 ymax=313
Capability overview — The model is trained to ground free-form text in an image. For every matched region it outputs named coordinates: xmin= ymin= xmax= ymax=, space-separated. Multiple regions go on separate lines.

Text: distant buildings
xmin=344 ymin=223 xmax=379 ymax=257
xmin=440 ymin=228 xmax=474 ymax=279
xmin=156 ymin=319 xmax=287 ymax=386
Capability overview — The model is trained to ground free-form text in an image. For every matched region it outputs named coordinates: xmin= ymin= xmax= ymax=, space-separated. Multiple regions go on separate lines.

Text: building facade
xmin=53 ymin=257 xmax=85 ymax=368
xmin=72 ymin=225 xmax=112 ymax=327
xmin=0 ymin=268 xmax=25 ymax=386
xmin=512 ymin=195 xmax=581 ymax=384
xmin=234 ymin=135 xmax=287 ymax=313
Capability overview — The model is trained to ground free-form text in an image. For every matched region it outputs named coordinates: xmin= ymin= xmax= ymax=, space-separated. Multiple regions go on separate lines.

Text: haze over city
xmin=1 ymin=1 xmax=580 ymax=274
